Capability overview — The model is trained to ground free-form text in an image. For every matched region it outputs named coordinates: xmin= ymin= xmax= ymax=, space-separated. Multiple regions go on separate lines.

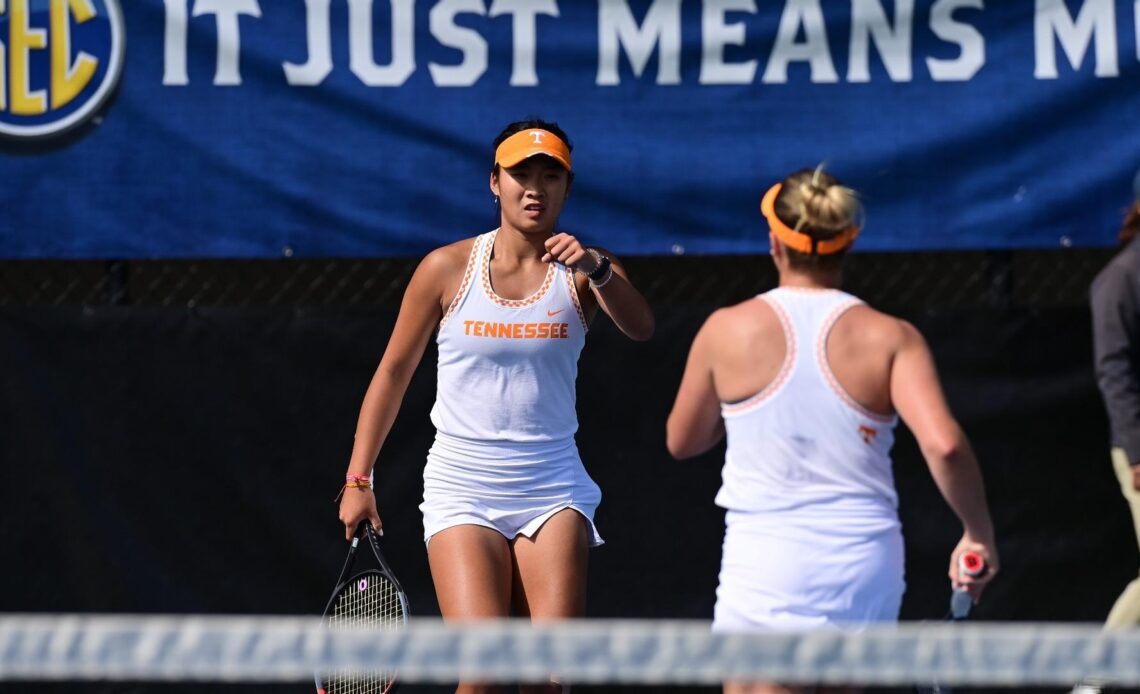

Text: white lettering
xmin=283 ymin=0 xmax=332 ymax=86
xmin=429 ymin=0 xmax=487 ymax=87
xmin=699 ymin=0 xmax=757 ymax=85
xmin=162 ymin=0 xmax=188 ymax=85
xmin=1035 ymin=0 xmax=1118 ymax=78
xmin=762 ymin=0 xmax=837 ymax=83
xmin=926 ymin=0 xmax=985 ymax=81
xmin=848 ymin=0 xmax=914 ymax=82
xmin=597 ymin=0 xmax=681 ymax=85
xmin=488 ymin=0 xmax=559 ymax=86
xmin=349 ymin=0 xmax=416 ymax=86
xmin=192 ymin=0 xmax=261 ymax=86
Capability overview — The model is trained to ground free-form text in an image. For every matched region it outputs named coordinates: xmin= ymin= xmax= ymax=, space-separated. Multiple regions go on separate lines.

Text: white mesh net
xmin=2 ymin=615 xmax=1139 ymax=688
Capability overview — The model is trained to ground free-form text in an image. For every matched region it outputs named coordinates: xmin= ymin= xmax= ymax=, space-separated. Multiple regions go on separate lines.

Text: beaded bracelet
xmin=582 ymin=249 xmax=608 ymax=278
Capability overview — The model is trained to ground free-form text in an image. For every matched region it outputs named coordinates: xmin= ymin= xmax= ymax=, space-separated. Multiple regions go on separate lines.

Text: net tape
xmin=2 ymin=615 xmax=1139 ymax=686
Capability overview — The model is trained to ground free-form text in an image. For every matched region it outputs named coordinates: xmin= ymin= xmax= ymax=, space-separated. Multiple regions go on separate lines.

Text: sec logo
xmin=0 ymin=0 xmax=124 ymax=139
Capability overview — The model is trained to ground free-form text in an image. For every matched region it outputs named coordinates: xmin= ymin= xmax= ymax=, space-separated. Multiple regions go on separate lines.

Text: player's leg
xmin=428 ymin=523 xmax=514 ymax=694
xmin=726 ymin=683 xmax=792 ymax=694
xmin=1105 ymin=448 xmax=1140 ymax=628
xmin=724 ymin=685 xmax=858 ymax=693
xmin=511 ymin=508 xmax=590 ymax=694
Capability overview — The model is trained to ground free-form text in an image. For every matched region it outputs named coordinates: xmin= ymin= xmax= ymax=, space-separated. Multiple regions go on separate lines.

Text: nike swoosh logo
xmin=547 ymin=309 xmax=564 ymax=317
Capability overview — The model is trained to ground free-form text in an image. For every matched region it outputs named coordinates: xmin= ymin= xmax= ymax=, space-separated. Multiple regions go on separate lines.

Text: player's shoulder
xmin=701 ymin=296 xmax=782 ymax=342
xmin=418 ymin=235 xmax=482 ymax=278
xmin=840 ymin=302 xmax=921 ymax=348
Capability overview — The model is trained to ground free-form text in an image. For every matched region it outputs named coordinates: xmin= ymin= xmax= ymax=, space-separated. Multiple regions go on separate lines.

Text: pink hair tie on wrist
xmin=345 ymin=473 xmax=371 ymax=482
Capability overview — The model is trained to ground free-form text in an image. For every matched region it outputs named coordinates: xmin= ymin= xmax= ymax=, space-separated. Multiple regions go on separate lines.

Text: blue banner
xmin=1 ymin=0 xmax=1139 ymax=258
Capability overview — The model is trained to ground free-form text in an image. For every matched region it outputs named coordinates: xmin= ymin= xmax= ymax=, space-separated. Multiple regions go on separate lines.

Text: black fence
xmin=0 ymin=248 xmax=1116 ymax=309
xmin=1 ymin=248 xmax=1136 ymax=694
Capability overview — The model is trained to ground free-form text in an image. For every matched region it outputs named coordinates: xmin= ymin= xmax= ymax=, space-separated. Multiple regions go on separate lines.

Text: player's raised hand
xmin=543 ymin=232 xmax=598 ymax=275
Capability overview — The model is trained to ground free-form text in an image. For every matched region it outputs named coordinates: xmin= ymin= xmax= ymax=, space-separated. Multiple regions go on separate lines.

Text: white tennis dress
xmin=420 ymin=229 xmax=603 ymax=546
xmin=713 ymin=287 xmax=905 ymax=631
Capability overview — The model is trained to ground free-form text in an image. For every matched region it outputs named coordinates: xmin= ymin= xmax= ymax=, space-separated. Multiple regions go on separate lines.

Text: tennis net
xmin=2 ymin=614 xmax=1139 ymax=689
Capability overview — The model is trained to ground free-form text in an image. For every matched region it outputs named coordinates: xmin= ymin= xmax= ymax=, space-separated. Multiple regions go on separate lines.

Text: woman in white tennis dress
xmin=666 ymin=167 xmax=998 ymax=694
xmin=337 ymin=120 xmax=654 ymax=694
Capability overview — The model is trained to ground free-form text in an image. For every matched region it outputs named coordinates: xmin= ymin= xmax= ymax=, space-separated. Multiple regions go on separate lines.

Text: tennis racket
xmin=918 ymin=551 xmax=986 ymax=694
xmin=948 ymin=551 xmax=985 ymax=621
xmin=315 ymin=521 xmax=410 ymax=694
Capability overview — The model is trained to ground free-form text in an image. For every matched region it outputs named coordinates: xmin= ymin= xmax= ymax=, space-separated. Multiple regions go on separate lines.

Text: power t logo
xmin=0 ymin=0 xmax=124 ymax=139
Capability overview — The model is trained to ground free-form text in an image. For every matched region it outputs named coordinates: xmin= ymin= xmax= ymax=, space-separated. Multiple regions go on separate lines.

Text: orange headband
xmin=760 ymin=183 xmax=859 ymax=256
xmin=495 ymin=129 xmax=572 ymax=171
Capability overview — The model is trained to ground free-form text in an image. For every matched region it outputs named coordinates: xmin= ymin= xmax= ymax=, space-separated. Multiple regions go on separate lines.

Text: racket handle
xmin=958 ymin=551 xmax=986 ymax=578
xmin=352 ymin=520 xmax=378 ymax=540
xmin=949 ymin=552 xmax=986 ymax=620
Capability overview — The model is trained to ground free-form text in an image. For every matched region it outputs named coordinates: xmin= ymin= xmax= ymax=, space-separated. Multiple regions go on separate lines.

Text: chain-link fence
xmin=0 ymin=249 xmax=1116 ymax=310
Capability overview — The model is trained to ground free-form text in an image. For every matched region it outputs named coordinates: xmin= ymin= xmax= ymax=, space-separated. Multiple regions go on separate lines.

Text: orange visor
xmin=760 ymin=183 xmax=859 ymax=256
xmin=495 ymin=129 xmax=572 ymax=171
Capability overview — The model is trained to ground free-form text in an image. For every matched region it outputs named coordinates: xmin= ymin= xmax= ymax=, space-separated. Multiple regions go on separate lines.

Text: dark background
xmin=1 ymin=250 xmax=1137 ymax=693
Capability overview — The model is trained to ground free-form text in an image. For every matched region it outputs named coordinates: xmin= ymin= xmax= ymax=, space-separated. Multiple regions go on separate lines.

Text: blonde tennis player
xmin=338 ymin=119 xmax=653 ymax=694
xmin=666 ymin=167 xmax=998 ymax=694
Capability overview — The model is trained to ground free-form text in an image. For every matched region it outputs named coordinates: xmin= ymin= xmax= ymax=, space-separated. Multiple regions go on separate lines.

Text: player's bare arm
xmin=545 ymin=236 xmax=653 ymax=341
xmin=890 ymin=318 xmax=999 ymax=595
xmin=339 ymin=242 xmax=467 ymax=539
xmin=667 ymin=311 xmax=727 ymax=459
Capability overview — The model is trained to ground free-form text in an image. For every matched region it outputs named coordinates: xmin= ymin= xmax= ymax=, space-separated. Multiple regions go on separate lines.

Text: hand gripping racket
xmin=948 ymin=551 xmax=985 ymax=621
xmin=315 ymin=522 xmax=410 ymax=694
xmin=918 ymin=551 xmax=986 ymax=694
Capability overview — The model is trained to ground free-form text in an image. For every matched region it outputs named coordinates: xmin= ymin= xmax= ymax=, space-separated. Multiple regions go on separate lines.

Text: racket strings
xmin=324 ymin=571 xmax=407 ymax=694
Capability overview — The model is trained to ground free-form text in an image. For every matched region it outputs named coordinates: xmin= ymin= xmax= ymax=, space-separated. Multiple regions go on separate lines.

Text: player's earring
xmin=493 ymin=195 xmax=500 ymax=206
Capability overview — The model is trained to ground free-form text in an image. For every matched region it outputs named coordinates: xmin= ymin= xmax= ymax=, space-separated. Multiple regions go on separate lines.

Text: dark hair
xmin=1119 ymin=201 xmax=1140 ymax=246
xmin=491 ymin=118 xmax=575 ymax=185
xmin=771 ymin=166 xmax=862 ymax=271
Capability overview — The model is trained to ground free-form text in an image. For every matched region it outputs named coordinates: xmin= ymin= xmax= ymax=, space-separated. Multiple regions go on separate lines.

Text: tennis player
xmin=338 ymin=119 xmax=653 ymax=694
xmin=666 ymin=167 xmax=998 ymax=694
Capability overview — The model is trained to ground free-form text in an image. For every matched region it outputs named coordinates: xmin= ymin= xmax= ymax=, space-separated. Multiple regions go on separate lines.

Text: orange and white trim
xmin=564 ymin=268 xmax=589 ymax=333
xmin=815 ymin=299 xmax=897 ymax=424
xmin=439 ymin=235 xmax=483 ymax=330
xmin=479 ymin=229 xmax=557 ymax=308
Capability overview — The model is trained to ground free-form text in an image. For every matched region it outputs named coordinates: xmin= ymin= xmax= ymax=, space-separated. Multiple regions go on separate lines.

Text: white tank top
xmin=429 ymin=229 xmax=588 ymax=443
xmin=716 ymin=288 xmax=900 ymax=522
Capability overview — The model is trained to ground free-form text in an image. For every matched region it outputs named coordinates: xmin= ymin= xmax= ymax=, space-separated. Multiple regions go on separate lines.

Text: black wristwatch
xmin=587 ymin=254 xmax=611 ymax=281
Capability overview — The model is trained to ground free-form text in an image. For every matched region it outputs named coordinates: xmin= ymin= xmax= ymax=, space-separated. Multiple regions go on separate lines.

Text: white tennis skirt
xmin=713 ymin=508 xmax=905 ymax=631
xmin=420 ymin=431 xmax=604 ymax=547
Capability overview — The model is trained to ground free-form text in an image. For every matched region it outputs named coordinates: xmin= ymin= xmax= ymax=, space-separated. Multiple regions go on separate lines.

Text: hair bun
xmin=776 ymin=166 xmax=863 ymax=243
